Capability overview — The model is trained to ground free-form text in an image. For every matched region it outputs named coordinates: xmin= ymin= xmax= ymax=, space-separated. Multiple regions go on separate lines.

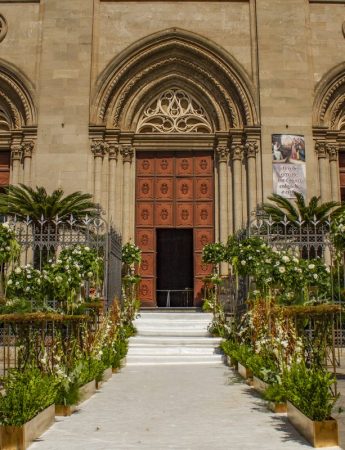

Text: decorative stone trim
xmin=108 ymin=143 xmax=119 ymax=161
xmin=216 ymin=145 xmax=229 ymax=163
xmin=22 ymin=140 xmax=34 ymax=158
xmin=10 ymin=143 xmax=22 ymax=161
xmin=315 ymin=141 xmax=328 ymax=158
xmin=245 ymin=140 xmax=258 ymax=159
xmin=91 ymin=139 xmax=108 ymax=158
xmin=120 ymin=145 xmax=134 ymax=163
xmin=0 ymin=15 xmax=7 ymax=43
xmin=231 ymin=141 xmax=244 ymax=161
xmin=327 ymin=143 xmax=339 ymax=162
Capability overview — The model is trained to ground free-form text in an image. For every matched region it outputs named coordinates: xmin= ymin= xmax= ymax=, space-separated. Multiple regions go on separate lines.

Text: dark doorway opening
xmin=156 ymin=229 xmax=194 ymax=307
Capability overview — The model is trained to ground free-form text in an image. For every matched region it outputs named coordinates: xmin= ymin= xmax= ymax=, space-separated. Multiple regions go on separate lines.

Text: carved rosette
xmin=10 ymin=143 xmax=22 ymax=162
xmin=121 ymin=145 xmax=134 ymax=163
xmin=315 ymin=141 xmax=328 ymax=159
xmin=91 ymin=139 xmax=108 ymax=158
xmin=231 ymin=142 xmax=244 ymax=161
xmin=216 ymin=146 xmax=229 ymax=163
xmin=108 ymin=143 xmax=119 ymax=161
xmin=327 ymin=143 xmax=338 ymax=162
xmin=245 ymin=140 xmax=258 ymax=159
xmin=22 ymin=141 xmax=34 ymax=159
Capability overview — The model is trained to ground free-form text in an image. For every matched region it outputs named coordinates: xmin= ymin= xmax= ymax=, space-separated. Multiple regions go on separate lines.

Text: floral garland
xmin=122 ymin=242 xmax=141 ymax=266
xmin=0 ymin=222 xmax=20 ymax=265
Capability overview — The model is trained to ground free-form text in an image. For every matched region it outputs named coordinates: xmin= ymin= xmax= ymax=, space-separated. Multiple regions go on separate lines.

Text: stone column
xmin=328 ymin=143 xmax=340 ymax=202
xmin=216 ymin=146 xmax=229 ymax=245
xmin=121 ymin=145 xmax=134 ymax=243
xmin=315 ymin=141 xmax=331 ymax=202
xmin=108 ymin=143 xmax=119 ymax=226
xmin=91 ymin=140 xmax=107 ymax=205
xmin=10 ymin=143 xmax=23 ymax=186
xmin=245 ymin=140 xmax=258 ymax=220
xmin=22 ymin=141 xmax=34 ymax=186
xmin=231 ymin=139 xmax=244 ymax=231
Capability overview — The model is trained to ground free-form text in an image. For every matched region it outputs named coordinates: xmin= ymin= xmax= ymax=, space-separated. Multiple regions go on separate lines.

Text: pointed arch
xmin=313 ymin=62 xmax=345 ymax=131
xmin=0 ymin=59 xmax=37 ymax=129
xmin=91 ymin=28 xmax=259 ymax=131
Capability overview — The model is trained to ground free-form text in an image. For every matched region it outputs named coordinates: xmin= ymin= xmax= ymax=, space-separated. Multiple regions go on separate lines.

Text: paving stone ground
xmin=30 ymin=363 xmax=340 ymax=450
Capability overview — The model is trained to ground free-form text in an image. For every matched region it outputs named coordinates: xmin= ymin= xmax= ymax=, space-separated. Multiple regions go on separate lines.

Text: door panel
xmin=136 ymin=151 xmax=214 ymax=307
xmin=176 ymin=178 xmax=193 ymax=201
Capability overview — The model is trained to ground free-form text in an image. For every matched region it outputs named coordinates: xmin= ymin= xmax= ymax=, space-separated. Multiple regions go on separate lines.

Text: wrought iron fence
xmin=3 ymin=213 xmax=122 ymax=306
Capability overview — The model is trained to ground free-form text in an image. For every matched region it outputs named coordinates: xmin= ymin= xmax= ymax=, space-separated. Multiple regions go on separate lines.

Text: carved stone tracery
xmin=137 ymin=89 xmax=212 ymax=133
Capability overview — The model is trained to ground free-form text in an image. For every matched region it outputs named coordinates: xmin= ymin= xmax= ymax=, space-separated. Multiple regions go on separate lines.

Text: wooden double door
xmin=135 ymin=151 xmax=214 ymax=307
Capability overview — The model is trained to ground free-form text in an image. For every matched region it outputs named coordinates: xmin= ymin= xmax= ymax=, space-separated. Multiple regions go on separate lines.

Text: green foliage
xmin=283 ymin=362 xmax=338 ymax=421
xmin=246 ymin=352 xmax=279 ymax=384
xmin=0 ymin=368 xmax=57 ymax=426
xmin=331 ymin=211 xmax=345 ymax=253
xmin=0 ymin=223 xmax=20 ymax=265
xmin=220 ymin=341 xmax=253 ymax=366
xmin=263 ymin=383 xmax=287 ymax=404
xmin=202 ymin=242 xmax=226 ymax=265
xmin=6 ymin=265 xmax=45 ymax=304
xmin=0 ymin=184 xmax=97 ymax=222
xmin=122 ymin=242 xmax=141 ymax=266
xmin=261 ymin=192 xmax=343 ymax=224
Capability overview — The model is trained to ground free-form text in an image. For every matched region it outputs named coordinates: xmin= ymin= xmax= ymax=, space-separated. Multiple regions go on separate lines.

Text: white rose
xmin=282 ymin=256 xmax=290 ymax=263
xmin=240 ymin=260 xmax=246 ymax=266
xmin=279 ymin=267 xmax=286 ymax=273
xmin=308 ymin=264 xmax=315 ymax=270
xmin=25 ymin=287 xmax=30 ymax=291
xmin=14 ymin=267 xmax=22 ymax=274
xmin=87 ymin=271 xmax=93 ymax=277
xmin=313 ymin=274 xmax=318 ymax=280
xmin=84 ymin=246 xmax=90 ymax=251
xmin=7 ymin=279 xmax=12 ymax=285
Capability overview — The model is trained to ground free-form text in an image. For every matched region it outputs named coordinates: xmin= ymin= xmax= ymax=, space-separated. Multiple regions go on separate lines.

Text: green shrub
xmin=220 ymin=341 xmax=253 ymax=366
xmin=283 ymin=362 xmax=338 ymax=421
xmin=0 ymin=368 xmax=57 ymax=426
xmin=263 ymin=383 xmax=287 ymax=404
xmin=246 ymin=352 xmax=279 ymax=384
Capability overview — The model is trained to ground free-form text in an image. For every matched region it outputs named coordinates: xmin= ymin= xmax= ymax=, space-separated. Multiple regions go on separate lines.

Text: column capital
xmin=245 ymin=140 xmax=258 ymax=159
xmin=327 ymin=143 xmax=339 ymax=162
xmin=22 ymin=141 xmax=34 ymax=159
xmin=10 ymin=143 xmax=22 ymax=162
xmin=315 ymin=140 xmax=328 ymax=158
xmin=215 ymin=145 xmax=229 ymax=163
xmin=231 ymin=141 xmax=244 ymax=161
xmin=108 ymin=143 xmax=120 ymax=161
xmin=120 ymin=145 xmax=134 ymax=163
xmin=91 ymin=139 xmax=108 ymax=158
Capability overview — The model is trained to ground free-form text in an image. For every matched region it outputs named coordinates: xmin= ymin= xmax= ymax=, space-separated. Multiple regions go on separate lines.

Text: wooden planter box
xmin=225 ymin=355 xmax=238 ymax=370
xmin=96 ymin=367 xmax=112 ymax=389
xmin=238 ymin=362 xmax=253 ymax=380
xmin=287 ymin=401 xmax=339 ymax=448
xmin=55 ymin=404 xmax=77 ymax=417
xmin=55 ymin=379 xmax=96 ymax=417
xmin=268 ymin=401 xmax=287 ymax=414
xmin=0 ymin=404 xmax=55 ymax=450
xmin=112 ymin=357 xmax=127 ymax=374
xmin=253 ymin=376 xmax=270 ymax=394
xmin=78 ymin=379 xmax=96 ymax=404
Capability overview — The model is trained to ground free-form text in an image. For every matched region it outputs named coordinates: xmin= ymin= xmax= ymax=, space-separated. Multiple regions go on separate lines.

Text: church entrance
xmin=135 ymin=151 xmax=214 ymax=307
xmin=156 ymin=229 xmax=194 ymax=308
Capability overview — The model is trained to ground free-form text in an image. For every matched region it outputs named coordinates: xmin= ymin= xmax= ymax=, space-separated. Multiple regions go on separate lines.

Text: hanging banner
xmin=272 ymin=134 xmax=306 ymax=198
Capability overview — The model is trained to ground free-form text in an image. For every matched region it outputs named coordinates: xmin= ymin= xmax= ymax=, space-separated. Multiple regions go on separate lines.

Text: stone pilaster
xmin=108 ymin=143 xmax=119 ymax=226
xmin=245 ymin=140 xmax=258 ymax=219
xmin=121 ymin=145 xmax=134 ymax=242
xmin=327 ymin=143 xmax=340 ymax=202
xmin=216 ymin=145 xmax=229 ymax=245
xmin=22 ymin=141 xmax=34 ymax=186
xmin=91 ymin=139 xmax=108 ymax=205
xmin=315 ymin=141 xmax=331 ymax=201
xmin=231 ymin=138 xmax=244 ymax=231
xmin=10 ymin=142 xmax=23 ymax=185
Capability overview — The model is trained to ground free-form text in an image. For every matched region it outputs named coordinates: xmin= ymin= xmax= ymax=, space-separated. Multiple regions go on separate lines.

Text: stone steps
xmin=126 ymin=312 xmax=223 ymax=366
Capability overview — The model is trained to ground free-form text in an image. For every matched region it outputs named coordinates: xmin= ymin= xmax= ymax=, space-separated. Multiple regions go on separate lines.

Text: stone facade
xmin=0 ymin=0 xmax=344 ymax=240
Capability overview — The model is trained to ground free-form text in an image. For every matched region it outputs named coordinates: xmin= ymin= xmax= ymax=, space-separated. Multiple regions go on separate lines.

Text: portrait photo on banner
xmin=272 ymin=134 xmax=306 ymax=199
